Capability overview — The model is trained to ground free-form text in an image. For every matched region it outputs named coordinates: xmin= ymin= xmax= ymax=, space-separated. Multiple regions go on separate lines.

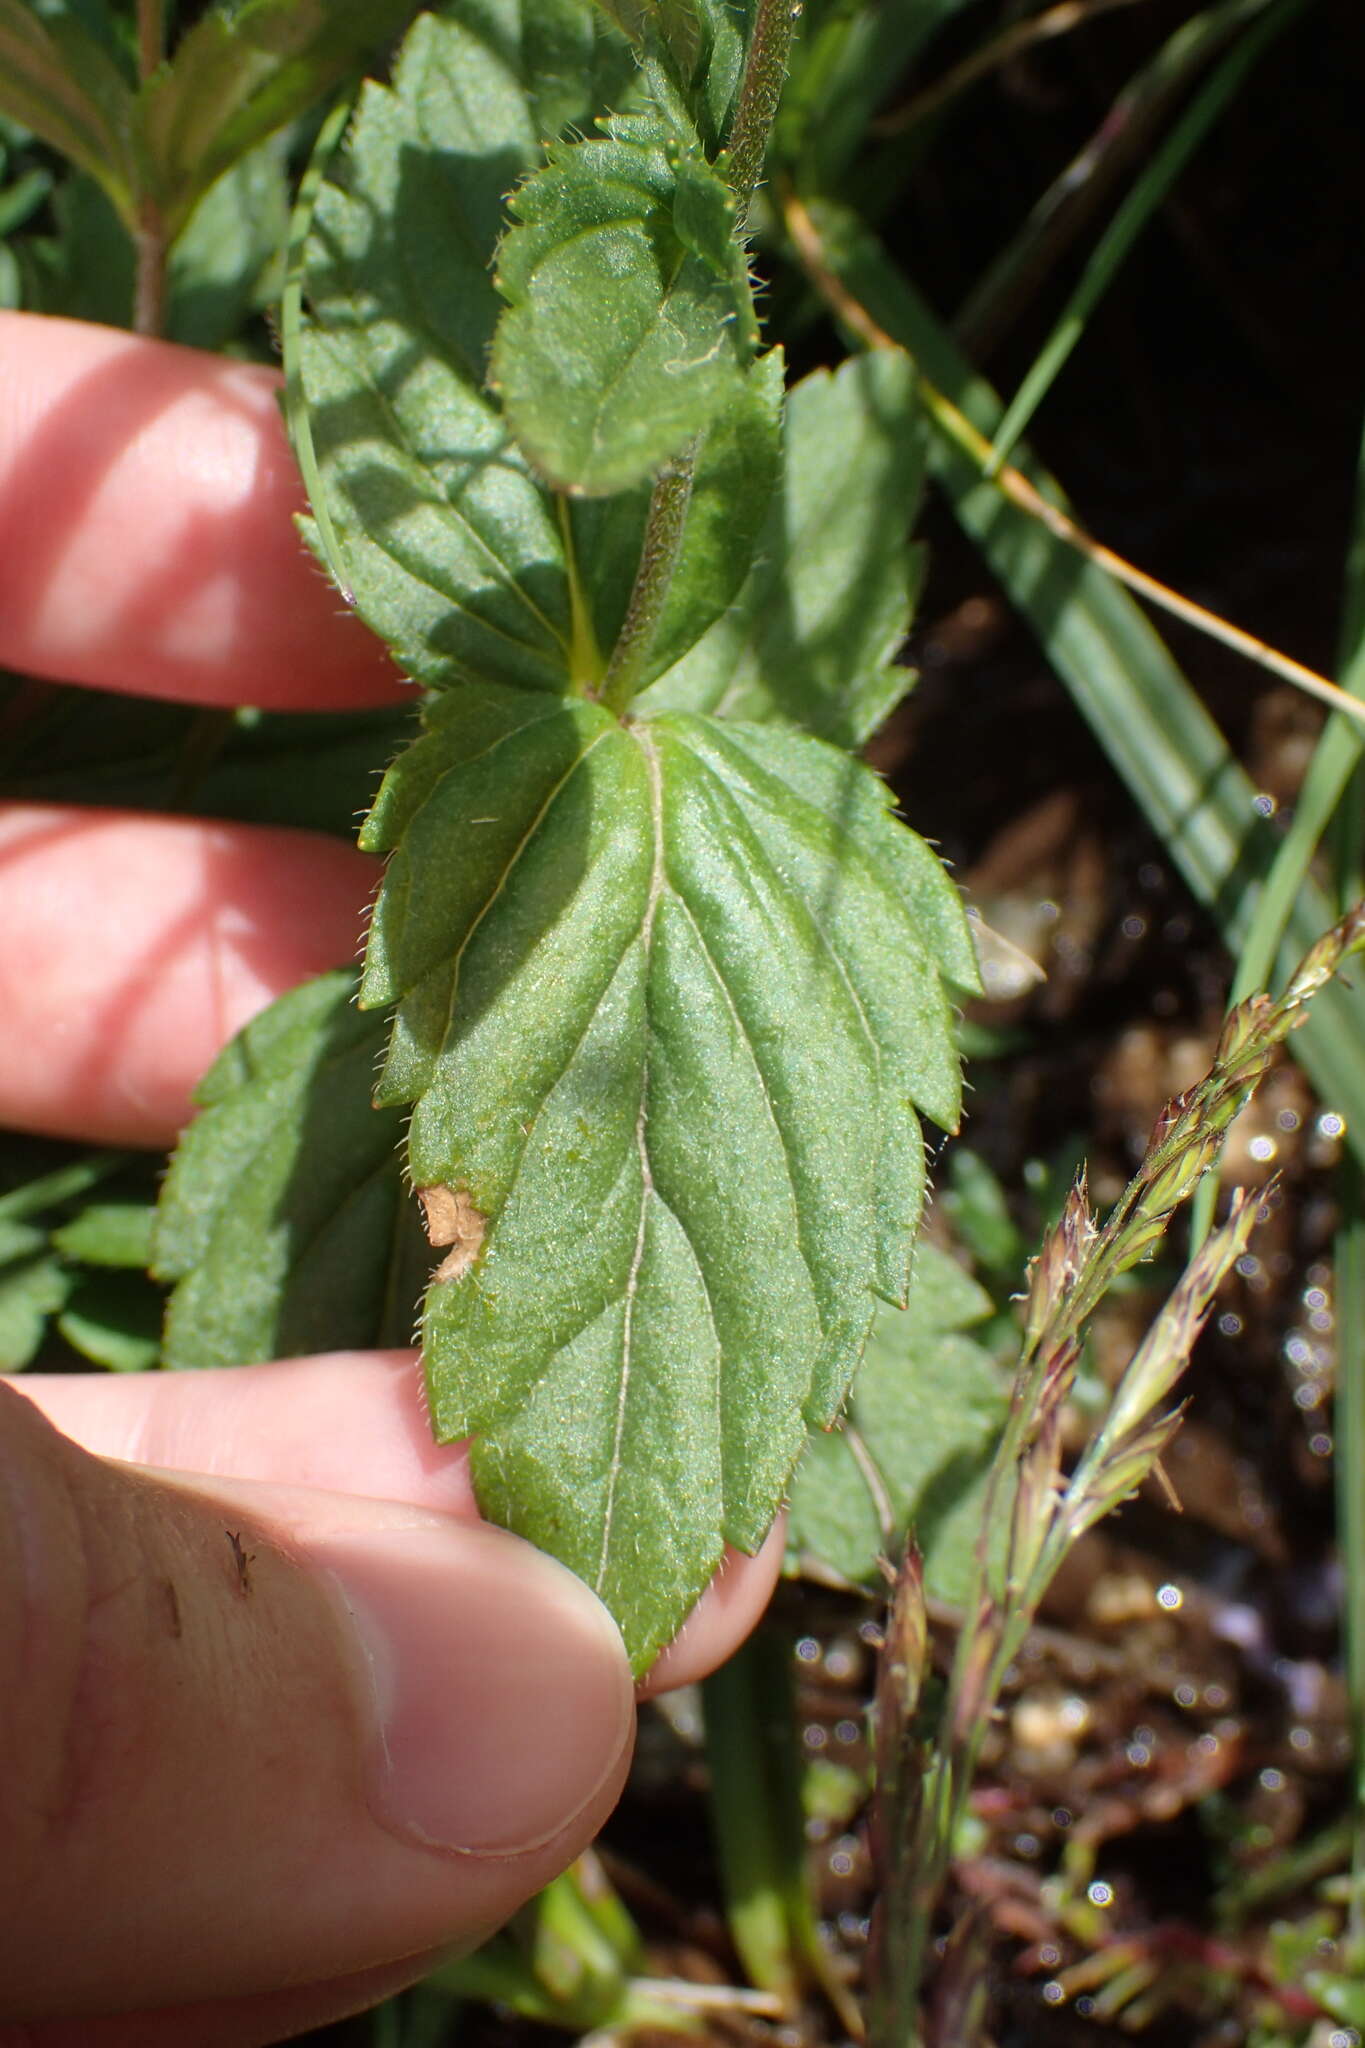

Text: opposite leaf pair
xmin=160 ymin=0 xmax=981 ymax=1668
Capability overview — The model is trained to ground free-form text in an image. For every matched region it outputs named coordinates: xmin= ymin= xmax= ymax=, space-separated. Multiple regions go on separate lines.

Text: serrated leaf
xmin=359 ymin=683 xmax=976 ymax=1668
xmin=296 ymin=1 xmax=633 ymax=693
xmin=638 ymin=350 xmax=927 ymax=745
xmin=0 ymin=0 xmax=135 ymax=218
xmin=139 ymin=0 xmax=420 ymax=235
xmin=153 ymin=970 xmax=430 ymax=1369
xmin=786 ymin=1243 xmax=1006 ymax=1605
xmin=490 ymin=121 xmax=755 ymax=495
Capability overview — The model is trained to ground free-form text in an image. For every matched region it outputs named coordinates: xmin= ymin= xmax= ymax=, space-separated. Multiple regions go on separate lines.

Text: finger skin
xmin=0 ymin=1385 xmax=634 ymax=2027
xmin=0 ymin=804 xmax=376 ymax=1146
xmin=0 ymin=314 xmax=406 ymax=709
xmin=0 ymin=1950 xmax=459 ymax=2048
xmin=15 ymin=1354 xmax=787 ymax=1694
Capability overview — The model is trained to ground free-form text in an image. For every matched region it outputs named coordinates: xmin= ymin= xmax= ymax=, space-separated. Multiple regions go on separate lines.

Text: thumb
xmin=0 ymin=1385 xmax=634 ymax=2035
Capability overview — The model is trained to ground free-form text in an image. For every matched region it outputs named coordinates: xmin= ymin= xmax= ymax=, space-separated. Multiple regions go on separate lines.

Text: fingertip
xmin=0 ymin=313 xmax=406 ymax=710
xmin=639 ymin=1519 xmax=786 ymax=1698
xmin=0 ymin=805 xmax=377 ymax=1145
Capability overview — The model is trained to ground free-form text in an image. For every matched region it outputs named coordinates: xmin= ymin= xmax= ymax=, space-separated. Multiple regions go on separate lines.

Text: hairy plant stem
xmin=597 ymin=452 xmax=696 ymax=716
xmin=597 ymin=0 xmax=799 ymax=715
xmin=725 ymin=0 xmax=799 ymax=220
xmin=133 ymin=0 xmax=167 ymax=337
xmin=134 ymin=211 xmax=168 ymax=337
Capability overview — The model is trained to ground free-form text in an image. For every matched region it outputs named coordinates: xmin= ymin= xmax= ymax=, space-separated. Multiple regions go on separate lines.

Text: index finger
xmin=0 ymin=312 xmax=407 ymax=711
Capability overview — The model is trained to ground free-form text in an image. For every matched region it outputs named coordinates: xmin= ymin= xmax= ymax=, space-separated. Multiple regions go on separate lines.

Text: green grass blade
xmin=788 ymin=201 xmax=1365 ymax=1176
xmin=702 ymin=1627 xmax=861 ymax=2033
xmin=986 ymin=0 xmax=1304 ymax=472
xmin=1186 ymin=401 xmax=1365 ymax=1247
xmin=955 ymin=0 xmax=1276 ymax=358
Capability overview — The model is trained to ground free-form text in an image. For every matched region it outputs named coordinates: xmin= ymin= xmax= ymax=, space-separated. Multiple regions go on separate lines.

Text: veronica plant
xmin=154 ymin=0 xmax=980 ymax=1671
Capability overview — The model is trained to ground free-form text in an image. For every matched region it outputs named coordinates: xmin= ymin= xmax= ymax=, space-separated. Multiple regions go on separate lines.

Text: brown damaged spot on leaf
xmin=417 ymin=1183 xmax=487 ymax=1285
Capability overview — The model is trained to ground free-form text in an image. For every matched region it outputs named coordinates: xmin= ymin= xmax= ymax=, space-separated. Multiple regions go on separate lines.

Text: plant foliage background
xmin=4 ymin=0 xmax=1365 ymax=2042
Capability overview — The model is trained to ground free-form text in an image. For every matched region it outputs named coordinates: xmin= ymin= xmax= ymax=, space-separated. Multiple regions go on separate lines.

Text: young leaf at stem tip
xmin=490 ymin=113 xmax=758 ymax=497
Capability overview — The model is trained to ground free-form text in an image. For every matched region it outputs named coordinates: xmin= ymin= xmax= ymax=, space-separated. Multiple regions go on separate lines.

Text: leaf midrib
xmin=596 ymin=726 xmax=666 ymax=1586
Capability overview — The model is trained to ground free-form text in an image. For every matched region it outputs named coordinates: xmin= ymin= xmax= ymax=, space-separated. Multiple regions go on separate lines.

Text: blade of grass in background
xmin=703 ymin=1631 xmax=866 ymax=2038
xmin=869 ymin=0 xmax=1150 ymax=142
xmin=776 ymin=0 xmax=981 ymax=196
xmin=1186 ymin=405 xmax=1365 ymax=1251
xmin=779 ymin=196 xmax=1365 ymax=1181
xmin=954 ymin=0 xmax=1280 ymax=359
xmin=985 ymin=0 xmax=1304 ymax=473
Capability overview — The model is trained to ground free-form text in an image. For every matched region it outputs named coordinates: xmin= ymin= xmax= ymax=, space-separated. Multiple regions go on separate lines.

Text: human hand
xmin=0 ymin=313 xmax=783 ymax=2048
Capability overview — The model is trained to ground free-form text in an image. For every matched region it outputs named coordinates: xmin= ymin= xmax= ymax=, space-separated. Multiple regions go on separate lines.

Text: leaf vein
xmin=435 ymin=727 xmax=615 ymax=1064
xmin=597 ymin=729 xmax=666 ymax=1588
xmin=316 ymin=301 xmax=568 ymax=657
xmin=667 ymin=889 xmax=824 ymax=1333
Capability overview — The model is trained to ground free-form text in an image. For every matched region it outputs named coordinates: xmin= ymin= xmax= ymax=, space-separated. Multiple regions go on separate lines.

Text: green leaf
xmin=53 ymin=1200 xmax=156 ymax=1268
xmin=490 ymin=116 xmax=756 ymax=495
xmin=165 ymin=131 xmax=290 ymax=349
xmin=0 ymin=1218 xmax=72 ymax=1370
xmin=688 ymin=0 xmax=754 ymax=146
xmin=786 ymin=1243 xmax=1006 ymax=1605
xmin=0 ymin=0 xmax=135 ymax=219
xmin=153 ymin=971 xmax=431 ymax=1369
xmin=57 ymin=1270 xmax=162 ymax=1373
xmin=359 ymin=683 xmax=977 ymax=1668
xmin=295 ymin=1 xmax=632 ymax=693
xmin=15 ymin=168 xmax=134 ymax=325
xmin=139 ymin=0 xmax=421 ymax=236
xmin=588 ymin=0 xmax=702 ymax=75
xmin=637 ymin=350 xmax=927 ymax=744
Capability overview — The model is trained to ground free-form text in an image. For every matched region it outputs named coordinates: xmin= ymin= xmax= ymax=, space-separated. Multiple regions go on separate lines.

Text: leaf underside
xmin=360 ymin=687 xmax=978 ymax=1667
